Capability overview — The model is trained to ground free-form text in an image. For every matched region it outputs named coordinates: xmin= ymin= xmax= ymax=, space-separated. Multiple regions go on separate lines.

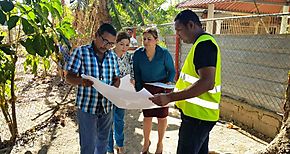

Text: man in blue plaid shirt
xmin=66 ymin=23 xmax=120 ymax=154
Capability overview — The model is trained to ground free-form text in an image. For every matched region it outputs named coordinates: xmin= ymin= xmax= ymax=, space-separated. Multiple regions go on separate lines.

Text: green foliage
xmin=32 ymin=34 xmax=46 ymax=56
xmin=158 ymin=41 xmax=167 ymax=48
xmin=108 ymin=1 xmax=178 ymax=48
xmin=109 ymin=0 xmax=179 ymax=41
xmin=0 ymin=0 xmax=75 ymax=57
xmin=42 ymin=57 xmax=51 ymax=72
xmin=0 ymin=0 xmax=75 ymax=75
xmin=0 ymin=50 xmax=13 ymax=85
xmin=0 ymin=0 xmax=76 ymax=140
xmin=20 ymin=38 xmax=35 ymax=55
xmin=7 ymin=16 xmax=19 ymax=30
xmin=0 ymin=50 xmax=13 ymax=103
xmin=23 ymin=55 xmax=39 ymax=76
xmin=0 ymin=44 xmax=15 ymax=55
xmin=109 ymin=0 xmax=178 ymax=30
xmin=21 ymin=18 xmax=35 ymax=35
xmin=0 ymin=10 xmax=7 ymax=25
xmin=5 ymin=80 xmax=12 ymax=99
xmin=0 ymin=0 xmax=14 ymax=12
xmin=109 ymin=0 xmax=149 ymax=29
xmin=23 ymin=54 xmax=32 ymax=72
xmin=56 ymin=18 xmax=75 ymax=49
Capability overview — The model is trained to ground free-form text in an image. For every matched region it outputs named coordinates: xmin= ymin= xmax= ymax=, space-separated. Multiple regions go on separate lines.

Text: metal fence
xmin=160 ymin=13 xmax=290 ymax=114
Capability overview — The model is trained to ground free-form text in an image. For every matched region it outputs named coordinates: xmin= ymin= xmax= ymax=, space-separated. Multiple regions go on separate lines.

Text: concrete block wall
xmin=220 ymin=96 xmax=282 ymax=138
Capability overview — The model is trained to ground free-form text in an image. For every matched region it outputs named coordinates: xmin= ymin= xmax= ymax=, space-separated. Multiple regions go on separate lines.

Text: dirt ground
xmin=0 ymin=60 xmax=268 ymax=154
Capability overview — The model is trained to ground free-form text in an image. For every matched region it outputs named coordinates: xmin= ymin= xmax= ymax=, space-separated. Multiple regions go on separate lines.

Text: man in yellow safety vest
xmin=150 ymin=9 xmax=221 ymax=154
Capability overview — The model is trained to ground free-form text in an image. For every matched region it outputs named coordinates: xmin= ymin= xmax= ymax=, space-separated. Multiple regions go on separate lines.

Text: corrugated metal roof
xmin=176 ymin=0 xmax=290 ymax=14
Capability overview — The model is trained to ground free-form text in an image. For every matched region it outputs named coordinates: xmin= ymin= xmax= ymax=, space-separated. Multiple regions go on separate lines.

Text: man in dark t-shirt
xmin=150 ymin=10 xmax=221 ymax=154
xmin=194 ymin=39 xmax=217 ymax=73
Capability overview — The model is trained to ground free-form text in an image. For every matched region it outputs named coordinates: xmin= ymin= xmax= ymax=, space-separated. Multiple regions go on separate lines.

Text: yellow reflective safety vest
xmin=175 ymin=34 xmax=221 ymax=121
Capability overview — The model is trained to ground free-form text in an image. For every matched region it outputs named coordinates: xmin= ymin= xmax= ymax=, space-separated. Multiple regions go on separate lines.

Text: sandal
xmin=141 ymin=141 xmax=151 ymax=154
xmin=155 ymin=143 xmax=163 ymax=154
xmin=116 ymin=147 xmax=125 ymax=154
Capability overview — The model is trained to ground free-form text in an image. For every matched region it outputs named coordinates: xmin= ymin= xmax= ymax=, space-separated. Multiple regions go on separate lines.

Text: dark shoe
xmin=141 ymin=141 xmax=151 ymax=154
xmin=116 ymin=147 xmax=125 ymax=154
xmin=155 ymin=143 xmax=163 ymax=154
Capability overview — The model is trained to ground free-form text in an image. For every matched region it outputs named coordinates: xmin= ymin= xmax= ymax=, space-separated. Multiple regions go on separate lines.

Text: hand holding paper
xmin=81 ymin=74 xmax=162 ymax=109
xmin=149 ymin=93 xmax=171 ymax=107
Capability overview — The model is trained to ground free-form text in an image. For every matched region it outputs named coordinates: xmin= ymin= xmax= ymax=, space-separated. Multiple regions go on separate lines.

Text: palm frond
xmin=109 ymin=0 xmax=122 ymax=30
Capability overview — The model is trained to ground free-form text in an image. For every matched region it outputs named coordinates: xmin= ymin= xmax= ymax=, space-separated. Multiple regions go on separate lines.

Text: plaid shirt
xmin=66 ymin=42 xmax=120 ymax=114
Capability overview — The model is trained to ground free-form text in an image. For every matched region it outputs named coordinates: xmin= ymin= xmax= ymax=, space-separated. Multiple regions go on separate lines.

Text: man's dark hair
xmin=174 ymin=9 xmax=202 ymax=27
xmin=96 ymin=23 xmax=117 ymax=36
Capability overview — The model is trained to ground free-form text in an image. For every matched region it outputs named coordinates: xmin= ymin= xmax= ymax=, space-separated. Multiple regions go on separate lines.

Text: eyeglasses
xmin=98 ymin=32 xmax=115 ymax=47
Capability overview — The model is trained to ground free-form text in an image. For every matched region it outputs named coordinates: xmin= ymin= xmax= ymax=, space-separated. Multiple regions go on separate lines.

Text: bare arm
xmin=150 ymin=67 xmax=216 ymax=106
xmin=65 ymin=71 xmax=93 ymax=87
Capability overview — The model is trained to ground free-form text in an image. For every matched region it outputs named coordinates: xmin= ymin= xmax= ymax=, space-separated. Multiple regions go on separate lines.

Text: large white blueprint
xmin=81 ymin=74 xmax=162 ymax=109
xmin=119 ymin=75 xmax=136 ymax=92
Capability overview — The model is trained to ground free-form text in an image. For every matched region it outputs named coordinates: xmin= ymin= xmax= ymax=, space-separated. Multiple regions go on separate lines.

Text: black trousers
xmin=177 ymin=112 xmax=217 ymax=154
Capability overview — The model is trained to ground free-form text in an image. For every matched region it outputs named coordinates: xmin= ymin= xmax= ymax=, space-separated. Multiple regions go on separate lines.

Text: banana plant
xmin=108 ymin=0 xmax=178 ymax=30
xmin=71 ymin=0 xmax=174 ymax=30
xmin=107 ymin=0 xmax=179 ymax=47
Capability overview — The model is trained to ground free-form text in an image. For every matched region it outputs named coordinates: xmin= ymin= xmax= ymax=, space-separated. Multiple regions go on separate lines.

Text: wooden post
xmin=133 ymin=27 xmax=137 ymax=38
xmin=280 ymin=6 xmax=289 ymax=34
xmin=254 ymin=21 xmax=260 ymax=34
xmin=206 ymin=4 xmax=214 ymax=34
xmin=215 ymin=20 xmax=222 ymax=34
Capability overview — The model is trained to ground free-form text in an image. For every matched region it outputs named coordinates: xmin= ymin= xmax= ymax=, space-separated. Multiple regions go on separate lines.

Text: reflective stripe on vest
xmin=179 ymin=72 xmax=221 ymax=94
xmin=175 ymin=87 xmax=219 ymax=109
xmin=175 ymin=34 xmax=221 ymax=121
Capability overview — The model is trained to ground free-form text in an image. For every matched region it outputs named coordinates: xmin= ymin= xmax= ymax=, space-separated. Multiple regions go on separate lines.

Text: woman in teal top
xmin=133 ymin=27 xmax=175 ymax=154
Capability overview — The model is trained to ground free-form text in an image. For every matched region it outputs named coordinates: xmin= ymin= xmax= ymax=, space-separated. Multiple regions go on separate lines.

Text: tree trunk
xmin=91 ymin=0 xmax=111 ymax=37
xmin=0 ymin=99 xmax=14 ymax=138
xmin=72 ymin=0 xmax=111 ymax=47
xmin=7 ymin=26 xmax=18 ymax=142
xmin=10 ymin=55 xmax=18 ymax=142
xmin=258 ymin=72 xmax=290 ymax=154
xmin=96 ymin=0 xmax=111 ymax=24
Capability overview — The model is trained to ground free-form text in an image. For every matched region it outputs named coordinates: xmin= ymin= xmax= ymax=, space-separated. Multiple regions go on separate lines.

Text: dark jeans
xmin=177 ymin=112 xmax=216 ymax=154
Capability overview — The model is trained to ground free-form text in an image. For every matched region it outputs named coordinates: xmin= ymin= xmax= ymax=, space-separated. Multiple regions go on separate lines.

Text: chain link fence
xmin=159 ymin=13 xmax=290 ymax=114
